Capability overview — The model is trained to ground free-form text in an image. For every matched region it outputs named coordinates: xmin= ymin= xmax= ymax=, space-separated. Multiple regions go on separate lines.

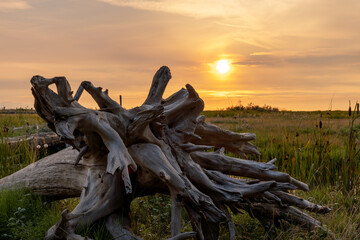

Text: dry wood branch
xmin=191 ymin=151 xmax=309 ymax=191
xmin=0 ymin=66 xmax=331 ymax=239
xmin=143 ymin=66 xmax=172 ymax=105
xmin=191 ymin=115 xmax=261 ymax=158
xmin=81 ymin=81 xmax=125 ymax=115
xmin=272 ymin=191 xmax=331 ymax=214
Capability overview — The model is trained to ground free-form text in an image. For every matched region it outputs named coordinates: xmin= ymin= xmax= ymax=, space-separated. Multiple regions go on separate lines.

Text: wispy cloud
xmin=234 ymin=52 xmax=360 ymax=67
xmin=199 ymin=90 xmax=256 ymax=98
xmin=287 ymin=53 xmax=360 ymax=66
xmin=234 ymin=53 xmax=281 ymax=67
xmin=0 ymin=1 xmax=31 ymax=11
xmin=97 ymin=0 xmax=295 ymax=19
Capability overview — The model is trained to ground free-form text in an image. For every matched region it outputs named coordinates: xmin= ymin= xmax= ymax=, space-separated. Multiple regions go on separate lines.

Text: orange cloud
xmin=0 ymin=1 xmax=31 ymax=11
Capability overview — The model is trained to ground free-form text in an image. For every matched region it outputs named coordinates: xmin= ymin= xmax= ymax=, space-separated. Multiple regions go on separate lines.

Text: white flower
xmin=36 ymin=145 xmax=41 ymax=149
xmin=43 ymin=144 xmax=48 ymax=149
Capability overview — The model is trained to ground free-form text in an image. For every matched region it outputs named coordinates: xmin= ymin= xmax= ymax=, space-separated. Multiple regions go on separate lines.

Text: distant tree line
xmin=226 ymin=102 xmax=279 ymax=112
xmin=1 ymin=107 xmax=36 ymax=114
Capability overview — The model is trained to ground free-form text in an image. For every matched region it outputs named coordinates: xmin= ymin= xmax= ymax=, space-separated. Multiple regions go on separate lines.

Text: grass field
xmin=1 ymin=110 xmax=360 ymax=239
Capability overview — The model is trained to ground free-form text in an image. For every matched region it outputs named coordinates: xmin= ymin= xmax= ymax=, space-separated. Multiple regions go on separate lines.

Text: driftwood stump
xmin=0 ymin=66 xmax=330 ymax=239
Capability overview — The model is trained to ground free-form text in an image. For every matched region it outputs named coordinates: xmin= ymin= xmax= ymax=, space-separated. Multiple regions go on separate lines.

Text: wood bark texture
xmin=0 ymin=66 xmax=331 ymax=239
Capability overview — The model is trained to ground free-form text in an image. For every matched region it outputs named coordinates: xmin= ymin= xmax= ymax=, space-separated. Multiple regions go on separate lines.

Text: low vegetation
xmin=226 ymin=102 xmax=279 ymax=113
xmin=1 ymin=107 xmax=360 ymax=239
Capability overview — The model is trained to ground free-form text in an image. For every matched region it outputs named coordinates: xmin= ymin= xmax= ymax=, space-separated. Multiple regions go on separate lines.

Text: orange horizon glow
xmin=0 ymin=0 xmax=359 ymax=111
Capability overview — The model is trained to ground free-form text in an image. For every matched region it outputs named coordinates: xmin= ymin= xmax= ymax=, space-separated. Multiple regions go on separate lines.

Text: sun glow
xmin=216 ymin=59 xmax=231 ymax=74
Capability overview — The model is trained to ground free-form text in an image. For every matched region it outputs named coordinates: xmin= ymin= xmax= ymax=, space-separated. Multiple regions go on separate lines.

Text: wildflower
xmin=36 ymin=145 xmax=41 ymax=149
xmin=43 ymin=144 xmax=48 ymax=149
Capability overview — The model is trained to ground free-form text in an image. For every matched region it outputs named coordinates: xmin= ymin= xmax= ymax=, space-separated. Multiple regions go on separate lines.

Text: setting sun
xmin=216 ymin=59 xmax=231 ymax=74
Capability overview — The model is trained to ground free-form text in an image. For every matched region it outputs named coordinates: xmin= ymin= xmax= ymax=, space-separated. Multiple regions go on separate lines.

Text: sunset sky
xmin=1 ymin=0 xmax=360 ymax=110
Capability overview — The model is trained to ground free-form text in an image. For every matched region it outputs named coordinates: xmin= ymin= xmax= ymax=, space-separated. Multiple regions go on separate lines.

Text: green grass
xmin=0 ymin=114 xmax=45 ymax=137
xmin=0 ymin=114 xmax=48 ymax=178
xmin=1 ymin=111 xmax=360 ymax=239
xmin=0 ymin=189 xmax=78 ymax=240
xmin=203 ymin=110 xmax=360 ymax=190
xmin=1 ymin=187 xmax=358 ymax=239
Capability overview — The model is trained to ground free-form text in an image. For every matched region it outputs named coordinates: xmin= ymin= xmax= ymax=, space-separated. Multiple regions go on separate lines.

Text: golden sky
xmin=1 ymin=0 xmax=360 ymax=110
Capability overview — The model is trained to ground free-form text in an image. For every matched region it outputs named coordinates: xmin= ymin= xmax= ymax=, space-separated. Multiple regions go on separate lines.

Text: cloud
xmin=97 ymin=0 xmax=295 ymax=19
xmin=287 ymin=54 xmax=360 ymax=66
xmin=234 ymin=52 xmax=360 ymax=67
xmin=199 ymin=90 xmax=256 ymax=98
xmin=234 ymin=53 xmax=281 ymax=67
xmin=0 ymin=1 xmax=31 ymax=11
xmin=97 ymin=0 xmax=224 ymax=18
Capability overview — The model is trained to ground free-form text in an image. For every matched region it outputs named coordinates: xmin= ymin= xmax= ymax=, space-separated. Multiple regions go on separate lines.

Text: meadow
xmin=0 ymin=110 xmax=359 ymax=239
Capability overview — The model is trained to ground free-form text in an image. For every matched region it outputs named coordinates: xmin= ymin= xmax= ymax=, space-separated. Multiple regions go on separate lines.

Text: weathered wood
xmin=105 ymin=213 xmax=143 ymax=240
xmin=190 ymin=150 xmax=309 ymax=191
xmin=45 ymin=209 xmax=90 ymax=240
xmin=4 ymin=132 xmax=62 ymax=148
xmin=143 ymin=66 xmax=171 ymax=105
xmin=191 ymin=115 xmax=261 ymax=158
xmin=0 ymin=147 xmax=86 ymax=198
xmin=272 ymin=191 xmax=331 ymax=214
xmin=0 ymin=66 xmax=331 ymax=239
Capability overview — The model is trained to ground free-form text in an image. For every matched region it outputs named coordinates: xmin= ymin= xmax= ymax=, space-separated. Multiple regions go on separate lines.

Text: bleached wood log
xmin=4 ymin=132 xmax=62 ymax=148
xmin=0 ymin=66 xmax=331 ymax=239
xmin=0 ymin=147 xmax=86 ymax=198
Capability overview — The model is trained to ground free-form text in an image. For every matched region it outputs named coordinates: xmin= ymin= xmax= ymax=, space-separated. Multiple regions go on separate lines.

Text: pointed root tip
xmin=290 ymin=177 xmax=310 ymax=191
xmin=80 ymin=81 xmax=93 ymax=90
xmin=74 ymin=155 xmax=81 ymax=166
xmin=125 ymin=184 xmax=132 ymax=194
xmin=267 ymin=158 xmax=277 ymax=164
xmin=196 ymin=115 xmax=206 ymax=123
xmin=155 ymin=66 xmax=172 ymax=81
xmin=185 ymin=84 xmax=199 ymax=99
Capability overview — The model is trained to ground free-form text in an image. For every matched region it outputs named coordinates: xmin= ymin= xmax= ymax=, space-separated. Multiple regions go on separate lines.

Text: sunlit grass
xmin=203 ymin=110 xmax=360 ymax=189
xmin=0 ymin=111 xmax=360 ymax=239
xmin=0 ymin=114 xmax=48 ymax=178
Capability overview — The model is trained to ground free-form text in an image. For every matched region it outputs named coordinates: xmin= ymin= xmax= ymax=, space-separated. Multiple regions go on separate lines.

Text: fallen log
xmin=0 ymin=147 xmax=85 ymax=198
xmin=0 ymin=66 xmax=331 ymax=239
xmin=3 ymin=132 xmax=63 ymax=148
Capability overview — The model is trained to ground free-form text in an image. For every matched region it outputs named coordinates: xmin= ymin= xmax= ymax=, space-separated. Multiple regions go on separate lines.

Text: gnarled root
xmin=0 ymin=66 xmax=333 ymax=239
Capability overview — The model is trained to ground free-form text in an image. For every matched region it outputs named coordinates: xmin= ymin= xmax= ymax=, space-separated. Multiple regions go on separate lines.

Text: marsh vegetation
xmin=0 ymin=110 xmax=359 ymax=239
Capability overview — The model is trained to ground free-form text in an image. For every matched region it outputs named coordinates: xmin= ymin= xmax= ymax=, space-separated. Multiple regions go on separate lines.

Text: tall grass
xmin=0 ymin=114 xmax=44 ymax=137
xmin=203 ymin=110 xmax=360 ymax=193
xmin=0 ymin=111 xmax=359 ymax=239
xmin=0 ymin=114 xmax=47 ymax=178
xmin=343 ymin=102 xmax=360 ymax=192
xmin=0 ymin=189 xmax=79 ymax=240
